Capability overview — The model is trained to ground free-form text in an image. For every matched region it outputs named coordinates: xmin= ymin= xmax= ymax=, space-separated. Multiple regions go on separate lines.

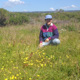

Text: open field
xmin=0 ymin=21 xmax=80 ymax=80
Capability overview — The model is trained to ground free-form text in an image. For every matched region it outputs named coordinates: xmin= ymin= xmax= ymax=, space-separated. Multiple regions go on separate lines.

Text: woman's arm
xmin=39 ymin=30 xmax=43 ymax=43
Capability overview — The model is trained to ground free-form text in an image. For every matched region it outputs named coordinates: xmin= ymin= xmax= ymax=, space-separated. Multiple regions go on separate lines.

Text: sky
xmin=0 ymin=0 xmax=80 ymax=12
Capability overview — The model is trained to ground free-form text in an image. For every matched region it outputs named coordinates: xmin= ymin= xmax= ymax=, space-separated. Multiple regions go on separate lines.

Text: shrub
xmin=0 ymin=8 xmax=9 ymax=26
xmin=9 ymin=13 xmax=29 ymax=25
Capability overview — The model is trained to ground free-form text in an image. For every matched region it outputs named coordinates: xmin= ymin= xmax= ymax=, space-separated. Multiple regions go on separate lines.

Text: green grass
xmin=0 ymin=24 xmax=80 ymax=80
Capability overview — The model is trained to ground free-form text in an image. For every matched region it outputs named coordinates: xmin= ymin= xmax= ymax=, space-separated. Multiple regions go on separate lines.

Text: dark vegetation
xmin=0 ymin=8 xmax=80 ymax=26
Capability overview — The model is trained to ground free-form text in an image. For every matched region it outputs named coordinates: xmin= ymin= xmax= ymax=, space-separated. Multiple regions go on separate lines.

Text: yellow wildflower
xmin=43 ymin=53 xmax=45 ymax=55
xmin=37 ymin=75 xmax=40 ymax=77
xmin=5 ymin=78 xmax=8 ymax=80
xmin=15 ymin=77 xmax=17 ymax=79
xmin=66 ymin=55 xmax=69 ymax=58
xmin=25 ymin=57 xmax=28 ymax=60
xmin=10 ymin=75 xmax=14 ymax=79
xmin=16 ymin=74 xmax=19 ymax=76
xmin=44 ymin=64 xmax=46 ymax=67
xmin=40 ymin=64 xmax=43 ymax=67
xmin=29 ymin=78 xmax=32 ymax=80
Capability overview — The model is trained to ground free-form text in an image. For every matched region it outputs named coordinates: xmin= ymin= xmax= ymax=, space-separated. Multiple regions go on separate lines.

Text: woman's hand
xmin=39 ymin=43 xmax=43 ymax=48
xmin=45 ymin=38 xmax=49 ymax=42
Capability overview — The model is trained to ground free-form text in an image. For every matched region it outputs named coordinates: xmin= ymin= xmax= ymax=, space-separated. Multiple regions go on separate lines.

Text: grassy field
xmin=0 ymin=22 xmax=80 ymax=80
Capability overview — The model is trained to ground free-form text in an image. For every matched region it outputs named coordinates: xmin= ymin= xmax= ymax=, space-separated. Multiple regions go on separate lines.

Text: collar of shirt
xmin=44 ymin=23 xmax=53 ymax=29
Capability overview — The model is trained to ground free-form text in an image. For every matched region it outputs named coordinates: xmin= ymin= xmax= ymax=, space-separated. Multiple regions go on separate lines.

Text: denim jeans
xmin=42 ymin=38 xmax=60 ymax=46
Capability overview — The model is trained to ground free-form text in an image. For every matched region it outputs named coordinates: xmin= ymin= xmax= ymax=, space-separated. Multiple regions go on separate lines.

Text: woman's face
xmin=45 ymin=19 xmax=52 ymax=26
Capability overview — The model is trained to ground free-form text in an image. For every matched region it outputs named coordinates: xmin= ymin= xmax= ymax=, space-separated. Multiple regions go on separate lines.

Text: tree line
xmin=0 ymin=8 xmax=80 ymax=26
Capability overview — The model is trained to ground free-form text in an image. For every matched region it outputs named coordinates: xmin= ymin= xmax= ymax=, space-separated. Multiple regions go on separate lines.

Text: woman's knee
xmin=52 ymin=38 xmax=60 ymax=45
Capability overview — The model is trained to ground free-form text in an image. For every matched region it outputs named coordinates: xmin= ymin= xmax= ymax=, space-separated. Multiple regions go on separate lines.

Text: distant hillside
xmin=18 ymin=10 xmax=80 ymax=13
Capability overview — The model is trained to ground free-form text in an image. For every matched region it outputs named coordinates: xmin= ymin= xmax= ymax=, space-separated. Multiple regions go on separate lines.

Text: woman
xmin=39 ymin=15 xmax=60 ymax=48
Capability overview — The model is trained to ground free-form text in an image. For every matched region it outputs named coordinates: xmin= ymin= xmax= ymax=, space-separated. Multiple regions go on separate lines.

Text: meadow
xmin=0 ymin=12 xmax=80 ymax=80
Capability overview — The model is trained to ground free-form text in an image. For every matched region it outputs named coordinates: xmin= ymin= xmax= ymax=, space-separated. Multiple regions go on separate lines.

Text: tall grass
xmin=0 ymin=22 xmax=80 ymax=80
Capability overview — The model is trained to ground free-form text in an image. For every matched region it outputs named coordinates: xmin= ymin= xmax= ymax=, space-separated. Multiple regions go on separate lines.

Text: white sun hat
xmin=45 ymin=15 xmax=52 ymax=20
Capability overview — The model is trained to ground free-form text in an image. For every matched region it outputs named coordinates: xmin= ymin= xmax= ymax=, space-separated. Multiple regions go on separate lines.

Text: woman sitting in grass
xmin=39 ymin=15 xmax=60 ymax=48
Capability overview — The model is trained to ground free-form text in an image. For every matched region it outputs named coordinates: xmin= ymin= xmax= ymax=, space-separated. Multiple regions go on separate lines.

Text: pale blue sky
xmin=0 ymin=0 xmax=80 ymax=12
